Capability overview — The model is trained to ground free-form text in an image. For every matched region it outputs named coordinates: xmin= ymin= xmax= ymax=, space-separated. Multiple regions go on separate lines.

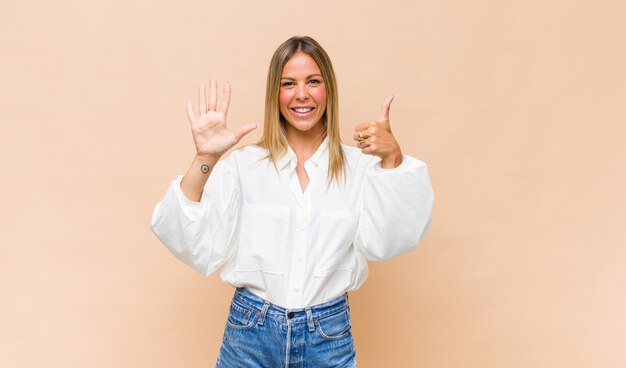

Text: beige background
xmin=1 ymin=0 xmax=625 ymax=367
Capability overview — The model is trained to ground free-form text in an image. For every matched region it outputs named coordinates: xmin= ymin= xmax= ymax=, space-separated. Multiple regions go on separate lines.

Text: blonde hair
xmin=256 ymin=36 xmax=346 ymax=185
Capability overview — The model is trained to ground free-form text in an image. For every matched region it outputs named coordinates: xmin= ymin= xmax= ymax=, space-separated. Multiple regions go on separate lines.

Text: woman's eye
xmin=281 ymin=81 xmax=294 ymax=87
xmin=308 ymin=79 xmax=321 ymax=84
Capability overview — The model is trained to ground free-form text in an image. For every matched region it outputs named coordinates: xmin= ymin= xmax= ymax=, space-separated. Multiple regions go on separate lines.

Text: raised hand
xmin=186 ymin=78 xmax=257 ymax=160
xmin=353 ymin=95 xmax=403 ymax=168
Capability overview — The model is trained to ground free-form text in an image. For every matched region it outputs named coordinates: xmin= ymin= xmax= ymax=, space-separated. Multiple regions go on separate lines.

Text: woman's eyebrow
xmin=280 ymin=74 xmax=323 ymax=80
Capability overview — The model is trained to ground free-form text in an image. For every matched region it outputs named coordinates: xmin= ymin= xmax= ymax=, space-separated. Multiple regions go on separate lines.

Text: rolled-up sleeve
xmin=354 ymin=155 xmax=434 ymax=261
xmin=150 ymin=157 xmax=241 ymax=276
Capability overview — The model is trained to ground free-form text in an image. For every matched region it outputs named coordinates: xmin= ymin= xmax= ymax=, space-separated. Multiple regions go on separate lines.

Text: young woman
xmin=151 ymin=36 xmax=434 ymax=367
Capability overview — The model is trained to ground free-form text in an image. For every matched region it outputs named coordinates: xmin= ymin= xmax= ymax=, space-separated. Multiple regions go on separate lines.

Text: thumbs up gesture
xmin=353 ymin=95 xmax=403 ymax=169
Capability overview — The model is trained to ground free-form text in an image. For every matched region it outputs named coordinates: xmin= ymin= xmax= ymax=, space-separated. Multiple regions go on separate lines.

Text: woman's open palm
xmin=186 ymin=78 xmax=257 ymax=159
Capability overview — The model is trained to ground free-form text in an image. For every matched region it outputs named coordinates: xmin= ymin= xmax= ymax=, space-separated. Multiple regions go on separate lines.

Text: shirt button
xmin=293 ymin=287 xmax=299 ymax=293
xmin=297 ymin=256 xmax=303 ymax=262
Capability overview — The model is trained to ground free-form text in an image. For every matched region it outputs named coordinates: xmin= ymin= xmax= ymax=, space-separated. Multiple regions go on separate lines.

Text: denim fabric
xmin=216 ymin=287 xmax=356 ymax=368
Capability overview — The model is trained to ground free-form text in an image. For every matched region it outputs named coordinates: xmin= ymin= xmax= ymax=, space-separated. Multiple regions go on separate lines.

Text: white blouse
xmin=151 ymin=137 xmax=434 ymax=309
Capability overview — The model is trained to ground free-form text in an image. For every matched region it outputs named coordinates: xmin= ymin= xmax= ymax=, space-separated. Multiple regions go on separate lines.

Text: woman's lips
xmin=290 ymin=107 xmax=315 ymax=117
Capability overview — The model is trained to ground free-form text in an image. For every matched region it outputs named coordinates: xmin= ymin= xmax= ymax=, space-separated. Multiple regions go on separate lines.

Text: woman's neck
xmin=286 ymin=127 xmax=325 ymax=163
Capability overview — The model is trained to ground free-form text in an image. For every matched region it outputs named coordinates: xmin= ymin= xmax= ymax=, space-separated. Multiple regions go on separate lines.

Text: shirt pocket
xmin=314 ymin=209 xmax=359 ymax=277
xmin=236 ymin=203 xmax=290 ymax=274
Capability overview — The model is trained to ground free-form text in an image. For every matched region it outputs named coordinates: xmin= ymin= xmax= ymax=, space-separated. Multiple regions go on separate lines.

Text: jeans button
xmin=287 ymin=311 xmax=295 ymax=319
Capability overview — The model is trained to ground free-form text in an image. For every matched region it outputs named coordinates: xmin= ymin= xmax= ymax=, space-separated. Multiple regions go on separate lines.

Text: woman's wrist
xmin=181 ymin=155 xmax=220 ymax=202
xmin=195 ymin=154 xmax=220 ymax=165
xmin=196 ymin=152 xmax=221 ymax=161
xmin=380 ymin=150 xmax=403 ymax=169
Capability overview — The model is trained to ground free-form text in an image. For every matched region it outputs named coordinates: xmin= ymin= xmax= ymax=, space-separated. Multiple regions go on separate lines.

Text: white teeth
xmin=294 ymin=107 xmax=313 ymax=113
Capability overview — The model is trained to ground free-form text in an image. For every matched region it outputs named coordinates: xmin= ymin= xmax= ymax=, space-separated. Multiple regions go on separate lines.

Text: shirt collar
xmin=308 ymin=136 xmax=329 ymax=171
xmin=276 ymin=136 xmax=330 ymax=171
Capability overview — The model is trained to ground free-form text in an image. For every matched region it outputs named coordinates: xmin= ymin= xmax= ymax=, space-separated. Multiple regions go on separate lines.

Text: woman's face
xmin=279 ymin=51 xmax=327 ymax=136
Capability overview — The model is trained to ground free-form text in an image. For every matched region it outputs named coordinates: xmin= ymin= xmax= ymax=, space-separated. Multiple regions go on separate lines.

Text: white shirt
xmin=151 ymin=137 xmax=434 ymax=309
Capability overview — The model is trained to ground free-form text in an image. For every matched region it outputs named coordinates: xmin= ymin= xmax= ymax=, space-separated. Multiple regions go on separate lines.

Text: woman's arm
xmin=151 ymin=158 xmax=242 ymax=276
xmin=181 ymin=78 xmax=256 ymax=202
xmin=353 ymin=156 xmax=434 ymax=261
xmin=352 ymin=95 xmax=434 ymax=260
xmin=180 ymin=155 xmax=220 ymax=202
xmin=150 ymin=79 xmax=256 ymax=275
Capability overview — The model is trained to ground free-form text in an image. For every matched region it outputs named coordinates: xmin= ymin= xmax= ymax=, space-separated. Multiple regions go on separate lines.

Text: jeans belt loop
xmin=257 ymin=301 xmax=270 ymax=326
xmin=305 ymin=307 xmax=315 ymax=332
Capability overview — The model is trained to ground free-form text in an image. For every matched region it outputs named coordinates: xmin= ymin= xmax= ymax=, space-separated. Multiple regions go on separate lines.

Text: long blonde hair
xmin=256 ymin=36 xmax=346 ymax=185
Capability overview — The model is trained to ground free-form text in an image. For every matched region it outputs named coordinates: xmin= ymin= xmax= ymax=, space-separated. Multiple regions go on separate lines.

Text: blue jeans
xmin=216 ymin=287 xmax=357 ymax=367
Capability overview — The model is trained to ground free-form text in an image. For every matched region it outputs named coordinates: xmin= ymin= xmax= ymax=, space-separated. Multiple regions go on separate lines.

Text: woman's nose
xmin=295 ymin=84 xmax=309 ymax=100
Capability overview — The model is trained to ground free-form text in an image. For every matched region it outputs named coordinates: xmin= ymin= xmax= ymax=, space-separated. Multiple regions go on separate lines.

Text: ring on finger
xmin=357 ymin=131 xmax=364 ymax=141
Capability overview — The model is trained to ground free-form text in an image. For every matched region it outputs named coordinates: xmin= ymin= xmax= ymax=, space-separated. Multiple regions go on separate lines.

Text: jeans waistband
xmin=232 ymin=287 xmax=349 ymax=328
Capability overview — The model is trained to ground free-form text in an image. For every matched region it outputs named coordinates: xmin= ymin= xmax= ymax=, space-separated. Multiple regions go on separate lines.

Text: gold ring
xmin=357 ymin=131 xmax=364 ymax=141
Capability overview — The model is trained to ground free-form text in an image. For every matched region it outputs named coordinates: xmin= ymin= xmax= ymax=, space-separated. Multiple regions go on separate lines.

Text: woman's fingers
xmin=189 ymin=78 xmax=230 ymax=126
xmin=354 ymin=95 xmax=395 ymax=145
xmin=233 ymin=122 xmax=258 ymax=141
xmin=357 ymin=138 xmax=378 ymax=155
xmin=208 ymin=77 xmax=217 ymax=111
xmin=353 ymin=130 xmax=367 ymax=141
xmin=196 ymin=78 xmax=230 ymax=116
xmin=351 ymin=95 xmax=399 ymax=159
xmin=198 ymin=84 xmax=207 ymax=114
xmin=354 ymin=121 xmax=369 ymax=133
xmin=186 ymin=101 xmax=196 ymax=124
xmin=188 ymin=79 xmax=252 ymax=158
xmin=379 ymin=95 xmax=394 ymax=121
xmin=356 ymin=137 xmax=370 ymax=148
xmin=220 ymin=81 xmax=231 ymax=116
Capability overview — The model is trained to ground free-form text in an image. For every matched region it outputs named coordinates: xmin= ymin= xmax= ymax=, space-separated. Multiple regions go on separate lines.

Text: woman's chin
xmin=286 ymin=119 xmax=322 ymax=134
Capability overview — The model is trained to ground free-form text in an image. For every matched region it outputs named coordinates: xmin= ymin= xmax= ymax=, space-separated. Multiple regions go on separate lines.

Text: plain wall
xmin=1 ymin=0 xmax=625 ymax=366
